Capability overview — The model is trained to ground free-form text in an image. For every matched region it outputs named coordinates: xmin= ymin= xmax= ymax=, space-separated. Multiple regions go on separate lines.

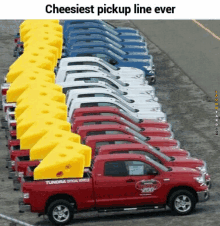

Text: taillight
xmin=1 ymin=88 xmax=7 ymax=96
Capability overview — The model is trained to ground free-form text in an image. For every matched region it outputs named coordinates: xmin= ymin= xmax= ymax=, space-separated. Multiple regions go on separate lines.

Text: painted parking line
xmin=0 ymin=213 xmax=34 ymax=226
xmin=192 ymin=19 xmax=220 ymax=41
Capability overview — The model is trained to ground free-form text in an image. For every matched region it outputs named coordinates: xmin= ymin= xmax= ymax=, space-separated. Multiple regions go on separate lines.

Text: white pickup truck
xmin=56 ymin=64 xmax=146 ymax=84
xmin=66 ymin=88 xmax=162 ymax=112
xmin=56 ymin=57 xmax=150 ymax=81
xmin=57 ymin=71 xmax=156 ymax=99
xmin=67 ymin=97 xmax=167 ymax=123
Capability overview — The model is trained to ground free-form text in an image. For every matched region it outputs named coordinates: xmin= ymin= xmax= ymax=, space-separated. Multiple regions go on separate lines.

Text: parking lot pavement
xmin=130 ymin=20 xmax=220 ymax=99
xmin=0 ymin=20 xmax=220 ymax=226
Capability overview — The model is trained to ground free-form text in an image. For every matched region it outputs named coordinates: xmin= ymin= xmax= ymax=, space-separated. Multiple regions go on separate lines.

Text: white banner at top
xmin=0 ymin=0 xmax=219 ymax=19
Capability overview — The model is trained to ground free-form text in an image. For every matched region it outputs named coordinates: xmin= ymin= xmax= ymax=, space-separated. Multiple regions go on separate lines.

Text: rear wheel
xmin=47 ymin=199 xmax=74 ymax=225
xmin=168 ymin=190 xmax=196 ymax=215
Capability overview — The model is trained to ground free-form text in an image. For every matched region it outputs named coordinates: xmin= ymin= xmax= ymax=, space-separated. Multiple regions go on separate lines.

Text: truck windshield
xmin=145 ymin=156 xmax=169 ymax=172
xmin=98 ymin=58 xmax=119 ymax=70
xmin=115 ymin=100 xmax=136 ymax=113
xmin=120 ymin=118 xmax=141 ymax=132
xmin=144 ymin=143 xmax=171 ymax=161
xmin=125 ymin=127 xmax=147 ymax=140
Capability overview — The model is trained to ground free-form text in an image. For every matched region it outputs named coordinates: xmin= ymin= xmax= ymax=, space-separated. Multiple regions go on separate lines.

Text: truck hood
xmin=167 ymin=166 xmax=201 ymax=177
xmin=171 ymin=156 xmax=204 ymax=168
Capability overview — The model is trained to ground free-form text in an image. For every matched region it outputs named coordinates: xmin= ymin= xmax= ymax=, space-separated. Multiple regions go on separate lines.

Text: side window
xmin=125 ymin=161 xmax=157 ymax=176
xmin=129 ymin=151 xmax=161 ymax=164
xmin=81 ymin=103 xmax=99 ymax=108
xmin=87 ymin=131 xmax=106 ymax=136
xmin=115 ymin=140 xmax=131 ymax=144
xmin=104 ymin=161 xmax=128 ymax=176
xmin=96 ymin=141 xmax=114 ymax=148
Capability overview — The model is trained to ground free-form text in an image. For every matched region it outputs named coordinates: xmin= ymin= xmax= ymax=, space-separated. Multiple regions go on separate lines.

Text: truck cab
xmin=66 ymin=48 xmax=155 ymax=84
xmin=56 ymin=57 xmax=148 ymax=84
xmin=75 ymin=120 xmax=173 ymax=138
xmin=58 ymin=70 xmax=156 ymax=98
xmin=99 ymin=143 xmax=189 ymax=158
xmin=63 ymin=20 xmax=139 ymax=35
xmin=97 ymin=144 xmax=211 ymax=188
xmin=65 ymin=28 xmax=144 ymax=44
xmin=65 ymin=41 xmax=150 ymax=59
xmin=83 ymin=134 xmax=179 ymax=157
xmin=66 ymin=40 xmax=148 ymax=54
xmin=66 ymin=34 xmax=147 ymax=48
xmin=56 ymin=64 xmax=146 ymax=84
xmin=64 ymin=22 xmax=141 ymax=39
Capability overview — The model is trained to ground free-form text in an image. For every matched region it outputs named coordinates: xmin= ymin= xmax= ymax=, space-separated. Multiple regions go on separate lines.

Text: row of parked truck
xmin=1 ymin=20 xmax=210 ymax=225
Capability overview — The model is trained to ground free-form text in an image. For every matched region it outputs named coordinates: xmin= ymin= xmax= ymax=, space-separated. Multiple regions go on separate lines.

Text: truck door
xmin=123 ymin=160 xmax=166 ymax=206
xmin=94 ymin=160 xmax=135 ymax=208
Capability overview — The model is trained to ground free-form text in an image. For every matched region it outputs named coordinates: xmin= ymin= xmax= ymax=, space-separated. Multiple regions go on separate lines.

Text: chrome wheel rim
xmin=52 ymin=205 xmax=70 ymax=223
xmin=174 ymin=195 xmax=192 ymax=213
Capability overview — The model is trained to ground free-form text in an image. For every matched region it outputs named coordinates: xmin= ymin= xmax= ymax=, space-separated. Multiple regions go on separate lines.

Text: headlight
xmin=157 ymin=117 xmax=165 ymax=121
xmin=194 ymin=175 xmax=205 ymax=184
xmin=23 ymin=193 xmax=29 ymax=199
xmin=11 ymin=161 xmax=15 ymax=166
xmin=196 ymin=165 xmax=207 ymax=174
xmin=187 ymin=151 xmax=191 ymax=157
xmin=18 ymin=171 xmax=24 ymax=178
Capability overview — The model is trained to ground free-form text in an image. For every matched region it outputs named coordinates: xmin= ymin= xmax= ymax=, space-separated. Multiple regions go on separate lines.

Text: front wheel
xmin=168 ymin=190 xmax=196 ymax=215
xmin=47 ymin=199 xmax=74 ymax=225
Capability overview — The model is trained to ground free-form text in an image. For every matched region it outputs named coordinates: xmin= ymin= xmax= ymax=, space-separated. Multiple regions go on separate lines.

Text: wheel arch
xmin=166 ymin=186 xmax=198 ymax=204
xmin=45 ymin=193 xmax=77 ymax=214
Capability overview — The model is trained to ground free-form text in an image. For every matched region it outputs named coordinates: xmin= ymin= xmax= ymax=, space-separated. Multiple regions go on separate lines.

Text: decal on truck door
xmin=135 ymin=179 xmax=161 ymax=193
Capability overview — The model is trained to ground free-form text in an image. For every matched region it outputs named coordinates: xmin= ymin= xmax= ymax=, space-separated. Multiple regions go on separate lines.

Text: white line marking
xmin=192 ymin=20 xmax=220 ymax=41
xmin=0 ymin=213 xmax=34 ymax=226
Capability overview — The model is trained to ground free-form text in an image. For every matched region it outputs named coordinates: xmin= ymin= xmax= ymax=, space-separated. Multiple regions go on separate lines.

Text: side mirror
xmin=148 ymin=169 xmax=159 ymax=175
xmin=109 ymin=59 xmax=117 ymax=65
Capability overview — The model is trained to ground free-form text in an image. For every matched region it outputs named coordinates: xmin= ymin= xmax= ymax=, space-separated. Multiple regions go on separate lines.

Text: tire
xmin=47 ymin=199 xmax=74 ymax=225
xmin=168 ymin=190 xmax=196 ymax=215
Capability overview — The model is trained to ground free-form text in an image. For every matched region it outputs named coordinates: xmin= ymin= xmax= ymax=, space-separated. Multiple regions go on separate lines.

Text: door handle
xmin=126 ymin=179 xmax=135 ymax=183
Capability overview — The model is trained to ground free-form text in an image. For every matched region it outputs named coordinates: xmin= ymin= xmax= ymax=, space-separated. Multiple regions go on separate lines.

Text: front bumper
xmin=18 ymin=198 xmax=31 ymax=213
xmin=197 ymin=189 xmax=209 ymax=202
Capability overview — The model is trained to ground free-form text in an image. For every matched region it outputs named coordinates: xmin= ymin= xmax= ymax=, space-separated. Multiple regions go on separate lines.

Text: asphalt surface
xmin=131 ymin=20 xmax=220 ymax=99
xmin=0 ymin=20 xmax=219 ymax=226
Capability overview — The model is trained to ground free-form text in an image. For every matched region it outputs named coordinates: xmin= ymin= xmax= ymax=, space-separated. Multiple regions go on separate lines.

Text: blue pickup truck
xmin=63 ymin=20 xmax=139 ymax=35
xmin=66 ymin=48 xmax=156 ymax=84
xmin=65 ymin=28 xmax=145 ymax=44
xmin=65 ymin=40 xmax=148 ymax=55
xmin=65 ymin=34 xmax=148 ymax=48
xmin=65 ymin=42 xmax=150 ymax=59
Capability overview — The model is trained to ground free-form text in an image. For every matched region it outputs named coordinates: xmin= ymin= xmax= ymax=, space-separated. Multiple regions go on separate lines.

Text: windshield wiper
xmin=169 ymin=156 xmax=175 ymax=162
xmin=167 ymin=167 xmax=173 ymax=171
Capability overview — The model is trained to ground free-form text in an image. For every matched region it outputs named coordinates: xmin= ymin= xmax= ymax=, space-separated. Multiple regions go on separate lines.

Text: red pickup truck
xmin=83 ymin=134 xmax=179 ymax=156
xmin=24 ymin=143 xmax=210 ymax=187
xmin=72 ymin=116 xmax=174 ymax=138
xmin=71 ymin=106 xmax=172 ymax=130
xmin=19 ymin=154 xmax=209 ymax=225
xmin=11 ymin=133 xmax=180 ymax=189
xmin=97 ymin=144 xmax=211 ymax=187
xmin=76 ymin=124 xmax=175 ymax=144
xmin=72 ymin=115 xmax=173 ymax=138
